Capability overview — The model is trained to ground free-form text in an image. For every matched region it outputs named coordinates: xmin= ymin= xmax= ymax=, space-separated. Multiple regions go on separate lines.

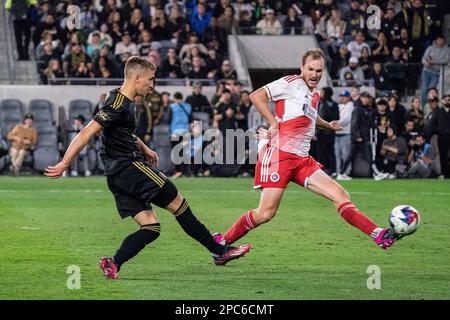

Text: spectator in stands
xmin=326 ymin=9 xmax=346 ymax=47
xmin=179 ymin=33 xmax=209 ymax=63
xmin=138 ymin=30 xmax=158 ymax=57
xmin=213 ymin=0 xmax=231 ymax=18
xmin=98 ymin=24 xmax=114 ymax=48
xmin=423 ymin=87 xmax=439 ymax=117
xmin=167 ymin=5 xmax=185 ymax=41
xmin=169 ymin=92 xmax=192 ymax=178
xmin=150 ymin=7 xmax=170 ymax=41
xmin=370 ymin=31 xmax=390 ymax=64
xmin=436 ymin=94 xmax=450 ymax=178
xmin=114 ymin=32 xmax=138 ymax=56
xmin=407 ymin=133 xmax=437 ymax=178
xmin=148 ymin=48 xmax=162 ymax=71
xmin=215 ymin=59 xmax=237 ymax=81
xmin=385 ymin=45 xmax=408 ymax=96
xmin=350 ymin=85 xmax=361 ymax=107
xmin=347 ymin=30 xmax=371 ymax=58
xmin=186 ymin=54 xmax=208 ymax=79
xmin=120 ymin=0 xmax=141 ymax=22
xmin=380 ymin=126 xmax=407 ymax=179
xmin=159 ymin=91 xmax=172 ymax=125
xmin=407 ymin=97 xmax=425 ymax=131
xmin=359 ymin=47 xmax=373 ymax=79
xmin=233 ymin=0 xmax=253 ymax=21
xmin=63 ymin=42 xmax=93 ymax=78
xmin=32 ymin=11 xmax=64 ymax=48
xmin=340 ymin=56 xmax=364 ymax=85
xmin=190 ymin=3 xmax=212 ymax=35
xmin=400 ymin=0 xmax=434 ymax=54
xmin=381 ymin=7 xmax=402 ymax=43
xmin=43 ymin=58 xmax=64 ymax=84
xmin=370 ymin=62 xmax=391 ymax=97
xmin=94 ymin=56 xmax=115 ymax=79
xmin=189 ymin=120 xmax=207 ymax=177
xmin=331 ymin=43 xmax=350 ymax=79
xmin=86 ymin=32 xmax=103 ymax=61
xmin=185 ymin=81 xmax=211 ymax=113
xmin=228 ymin=79 xmax=242 ymax=105
xmin=424 ymin=96 xmax=440 ymax=141
xmin=211 ymin=80 xmax=226 ymax=107
xmin=236 ymin=90 xmax=252 ymax=131
xmin=6 ymin=0 xmax=34 ymax=60
xmin=203 ymin=16 xmax=228 ymax=53
xmin=238 ymin=9 xmax=255 ymax=35
xmin=144 ymin=87 xmax=164 ymax=129
xmin=387 ymin=95 xmax=407 ymax=134
xmin=164 ymin=0 xmax=186 ymax=17
xmin=110 ymin=22 xmax=123 ymax=47
xmin=35 ymin=30 xmax=62 ymax=61
xmin=134 ymin=95 xmax=152 ymax=145
xmin=335 ymin=90 xmax=354 ymax=180
xmin=343 ymin=0 xmax=364 ymax=37
xmin=420 ymin=35 xmax=450 ymax=105
xmin=253 ymin=0 xmax=270 ymax=22
xmin=302 ymin=8 xmax=327 ymax=41
xmin=161 ymin=47 xmax=183 ymax=78
xmin=126 ymin=8 xmax=146 ymax=40
xmin=142 ymin=0 xmax=159 ymax=21
xmin=69 ymin=115 xmax=91 ymax=177
xmin=37 ymin=41 xmax=58 ymax=82
xmin=369 ymin=98 xmax=392 ymax=170
xmin=317 ymin=87 xmax=339 ymax=176
xmin=403 ymin=119 xmax=419 ymax=154
xmin=214 ymin=88 xmax=238 ymax=134
xmin=283 ymin=6 xmax=303 ymax=35
xmin=256 ymin=8 xmax=282 ymax=35
xmin=7 ymin=113 xmax=37 ymax=176
xmin=218 ymin=4 xmax=239 ymax=34
xmin=205 ymin=46 xmax=223 ymax=79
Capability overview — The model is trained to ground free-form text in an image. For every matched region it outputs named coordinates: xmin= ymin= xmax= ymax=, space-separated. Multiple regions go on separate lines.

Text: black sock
xmin=113 ymin=223 xmax=161 ymax=270
xmin=174 ymin=200 xmax=226 ymax=256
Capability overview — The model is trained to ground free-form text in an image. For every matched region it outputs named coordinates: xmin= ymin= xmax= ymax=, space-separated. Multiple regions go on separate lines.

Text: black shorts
xmin=106 ymin=160 xmax=168 ymax=219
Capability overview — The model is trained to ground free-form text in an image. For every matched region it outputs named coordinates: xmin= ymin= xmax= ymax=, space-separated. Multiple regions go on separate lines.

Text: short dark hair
xmin=377 ymin=99 xmax=388 ymax=107
xmin=173 ymin=92 xmax=183 ymax=100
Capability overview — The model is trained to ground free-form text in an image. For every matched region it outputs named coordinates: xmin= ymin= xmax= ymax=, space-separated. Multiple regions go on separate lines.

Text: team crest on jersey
xmin=270 ymin=172 xmax=280 ymax=182
xmin=97 ymin=111 xmax=110 ymax=122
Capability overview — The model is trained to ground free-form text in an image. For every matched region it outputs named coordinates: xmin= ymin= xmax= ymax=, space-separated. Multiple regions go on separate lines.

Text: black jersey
xmin=93 ymin=88 xmax=144 ymax=176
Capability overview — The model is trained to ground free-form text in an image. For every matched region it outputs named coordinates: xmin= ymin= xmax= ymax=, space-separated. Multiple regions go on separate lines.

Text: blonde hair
xmin=302 ymin=48 xmax=326 ymax=65
xmin=124 ymin=56 xmax=157 ymax=78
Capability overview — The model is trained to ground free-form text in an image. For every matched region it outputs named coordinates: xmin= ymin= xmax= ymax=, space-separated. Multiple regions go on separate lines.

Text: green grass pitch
xmin=0 ymin=177 xmax=449 ymax=300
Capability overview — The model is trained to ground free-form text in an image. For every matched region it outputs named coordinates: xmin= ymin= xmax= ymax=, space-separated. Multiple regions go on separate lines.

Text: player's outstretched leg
xmin=100 ymin=211 xmax=161 ymax=279
xmin=307 ymin=170 xmax=400 ymax=249
xmin=218 ymin=188 xmax=285 ymax=245
xmin=152 ymin=179 xmax=252 ymax=265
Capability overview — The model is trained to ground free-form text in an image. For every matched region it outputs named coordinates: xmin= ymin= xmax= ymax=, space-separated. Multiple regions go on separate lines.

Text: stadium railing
xmin=46 ymin=78 xmax=250 ymax=87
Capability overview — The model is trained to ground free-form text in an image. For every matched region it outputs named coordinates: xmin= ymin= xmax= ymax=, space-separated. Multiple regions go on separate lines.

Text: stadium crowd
xmin=1 ymin=0 xmax=449 ymax=179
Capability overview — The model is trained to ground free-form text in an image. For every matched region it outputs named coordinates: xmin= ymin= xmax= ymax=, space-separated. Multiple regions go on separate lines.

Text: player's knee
xmin=255 ymin=207 xmax=277 ymax=224
xmin=140 ymin=225 xmax=161 ymax=244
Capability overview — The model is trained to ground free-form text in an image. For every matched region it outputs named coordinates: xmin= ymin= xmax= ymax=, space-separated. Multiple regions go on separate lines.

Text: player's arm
xmin=250 ymin=87 xmax=278 ymax=128
xmin=136 ymin=136 xmax=160 ymax=168
xmin=45 ymin=120 xmax=102 ymax=179
xmin=316 ymin=115 xmax=342 ymax=131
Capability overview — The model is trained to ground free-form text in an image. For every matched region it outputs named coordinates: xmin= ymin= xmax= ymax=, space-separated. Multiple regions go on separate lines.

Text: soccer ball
xmin=389 ymin=205 xmax=421 ymax=235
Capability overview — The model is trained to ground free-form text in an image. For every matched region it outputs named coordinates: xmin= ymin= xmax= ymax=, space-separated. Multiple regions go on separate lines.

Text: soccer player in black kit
xmin=45 ymin=57 xmax=251 ymax=279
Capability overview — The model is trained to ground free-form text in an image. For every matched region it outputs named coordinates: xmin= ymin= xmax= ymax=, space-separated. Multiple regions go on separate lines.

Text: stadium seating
xmin=32 ymin=146 xmax=59 ymax=172
xmin=68 ymin=100 xmax=93 ymax=123
xmin=1 ymin=111 xmax=22 ymax=139
xmin=28 ymin=99 xmax=53 ymax=122
xmin=36 ymin=125 xmax=58 ymax=148
xmin=0 ymin=99 xmax=24 ymax=118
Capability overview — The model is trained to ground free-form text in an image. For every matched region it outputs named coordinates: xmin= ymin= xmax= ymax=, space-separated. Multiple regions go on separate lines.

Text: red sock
xmin=337 ymin=202 xmax=378 ymax=236
xmin=224 ymin=210 xmax=257 ymax=244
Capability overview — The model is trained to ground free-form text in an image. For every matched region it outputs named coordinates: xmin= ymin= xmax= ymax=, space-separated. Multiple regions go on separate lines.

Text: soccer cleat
xmin=213 ymin=244 xmax=252 ymax=266
xmin=99 ymin=257 xmax=119 ymax=279
xmin=213 ymin=232 xmax=227 ymax=246
xmin=373 ymin=228 xmax=402 ymax=249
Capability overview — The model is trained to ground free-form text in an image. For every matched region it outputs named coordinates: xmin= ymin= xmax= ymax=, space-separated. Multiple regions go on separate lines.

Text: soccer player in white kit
xmin=215 ymin=49 xmax=403 ymax=251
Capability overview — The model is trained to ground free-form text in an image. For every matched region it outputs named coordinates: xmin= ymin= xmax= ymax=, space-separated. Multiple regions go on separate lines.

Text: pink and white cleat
xmin=99 ymin=257 xmax=119 ymax=279
xmin=374 ymin=228 xmax=401 ymax=249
